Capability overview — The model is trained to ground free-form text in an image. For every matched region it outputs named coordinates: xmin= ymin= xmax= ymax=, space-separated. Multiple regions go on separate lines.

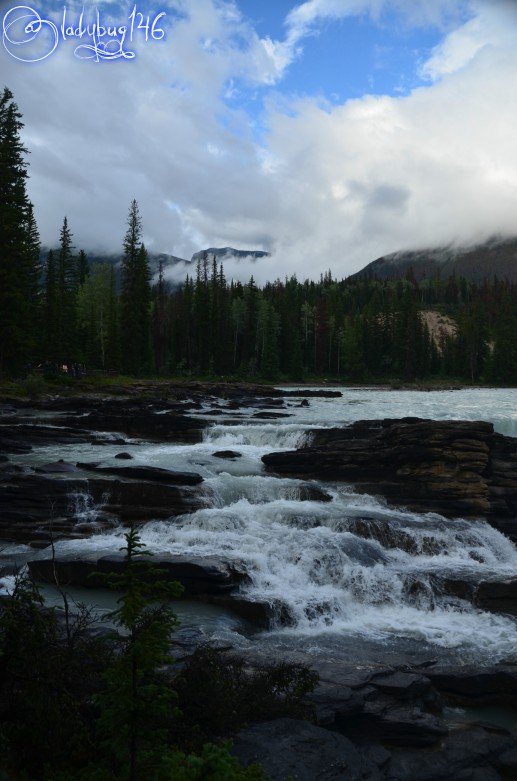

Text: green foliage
xmin=0 ymin=573 xmax=111 ymax=778
xmin=0 ymin=531 xmax=319 ymax=781
xmin=174 ymin=646 xmax=318 ymax=747
xmin=4 ymin=83 xmax=516 ymax=384
xmin=18 ymin=373 xmax=46 ymax=399
xmin=0 ymin=87 xmax=41 ymax=374
xmin=120 ymin=201 xmax=152 ymax=375
xmin=92 ymin=527 xmax=183 ymax=780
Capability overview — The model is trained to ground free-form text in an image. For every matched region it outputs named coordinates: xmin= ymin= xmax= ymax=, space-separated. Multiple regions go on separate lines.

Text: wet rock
xmin=76 ymin=463 xmax=203 ymax=486
xmin=252 ymin=411 xmax=292 ymax=419
xmin=0 ymin=472 xmax=206 ymax=542
xmin=28 ymin=553 xmax=249 ymax=596
xmin=297 ymin=485 xmax=333 ymax=502
xmin=371 ymin=672 xmax=437 ymax=703
xmin=114 ymin=452 xmax=133 ymax=459
xmin=282 ymin=389 xmax=343 ymax=398
xmin=87 ymin=478 xmax=206 ymax=522
xmin=36 ymin=461 xmax=79 ymax=474
xmin=475 ymin=578 xmax=517 ymax=615
xmin=0 ymin=423 xmax=124 ymax=452
xmin=213 ymin=450 xmax=242 ymax=459
xmin=231 ymin=718 xmax=367 ymax=781
xmin=263 ymin=418 xmax=517 ymax=525
xmin=207 ymin=595 xmax=294 ymax=629
xmin=300 ymin=399 xmax=310 ymax=407
xmin=60 ymin=411 xmax=207 ymax=443
xmin=385 ymin=726 xmax=516 ymax=781
xmin=339 ymin=698 xmax=448 ymax=747
xmin=425 ymin=666 xmax=517 ymax=706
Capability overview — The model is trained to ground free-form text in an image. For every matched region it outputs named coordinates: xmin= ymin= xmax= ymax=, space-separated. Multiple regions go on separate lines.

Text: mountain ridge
xmin=350 ymin=237 xmax=517 ymax=283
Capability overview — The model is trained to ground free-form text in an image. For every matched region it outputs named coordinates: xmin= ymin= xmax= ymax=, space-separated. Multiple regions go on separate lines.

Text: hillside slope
xmin=352 ymin=238 xmax=517 ymax=282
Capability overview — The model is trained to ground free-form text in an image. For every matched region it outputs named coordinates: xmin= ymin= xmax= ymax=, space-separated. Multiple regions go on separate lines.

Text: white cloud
xmin=1 ymin=0 xmax=517 ymax=284
xmin=421 ymin=0 xmax=517 ymax=80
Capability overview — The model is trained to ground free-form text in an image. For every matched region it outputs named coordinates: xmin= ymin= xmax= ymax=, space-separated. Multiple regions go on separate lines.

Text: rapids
xmin=3 ymin=387 xmax=517 ymax=664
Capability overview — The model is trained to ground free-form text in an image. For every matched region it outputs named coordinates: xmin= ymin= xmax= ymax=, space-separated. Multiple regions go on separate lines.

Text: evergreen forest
xmin=2 ymin=85 xmax=517 ymax=385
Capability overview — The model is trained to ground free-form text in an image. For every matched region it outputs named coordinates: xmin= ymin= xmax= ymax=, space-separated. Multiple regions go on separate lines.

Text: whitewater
xmin=4 ymin=387 xmax=517 ymax=664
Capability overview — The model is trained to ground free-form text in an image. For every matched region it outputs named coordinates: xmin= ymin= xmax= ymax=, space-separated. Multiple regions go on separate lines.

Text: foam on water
xmin=8 ymin=386 xmax=517 ymax=660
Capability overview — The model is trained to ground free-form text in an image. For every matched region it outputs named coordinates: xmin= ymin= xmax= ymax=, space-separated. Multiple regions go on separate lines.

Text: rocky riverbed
xmin=1 ymin=384 xmax=517 ymax=780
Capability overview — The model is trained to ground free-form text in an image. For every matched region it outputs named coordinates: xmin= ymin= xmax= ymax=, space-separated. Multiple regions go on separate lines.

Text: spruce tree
xmin=120 ymin=200 xmax=151 ymax=375
xmin=56 ymin=216 xmax=77 ymax=360
xmin=44 ymin=249 xmax=59 ymax=362
xmin=0 ymin=87 xmax=41 ymax=374
xmin=77 ymin=249 xmax=89 ymax=286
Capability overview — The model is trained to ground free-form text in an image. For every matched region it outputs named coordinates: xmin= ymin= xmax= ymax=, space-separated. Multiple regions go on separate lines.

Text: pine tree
xmin=44 ymin=249 xmax=59 ymax=362
xmin=94 ymin=527 xmax=183 ymax=780
xmin=56 ymin=216 xmax=77 ymax=360
xmin=151 ymin=259 xmax=169 ymax=374
xmin=77 ymin=249 xmax=89 ymax=286
xmin=120 ymin=200 xmax=151 ymax=375
xmin=0 ymin=87 xmax=41 ymax=374
xmin=106 ymin=265 xmax=120 ymax=371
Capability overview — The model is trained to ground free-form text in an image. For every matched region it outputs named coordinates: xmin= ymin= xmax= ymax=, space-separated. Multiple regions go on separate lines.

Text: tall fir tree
xmin=0 ymin=87 xmax=41 ymax=374
xmin=120 ymin=200 xmax=151 ymax=375
xmin=77 ymin=249 xmax=89 ymax=286
xmin=56 ymin=216 xmax=78 ymax=360
xmin=44 ymin=249 xmax=59 ymax=362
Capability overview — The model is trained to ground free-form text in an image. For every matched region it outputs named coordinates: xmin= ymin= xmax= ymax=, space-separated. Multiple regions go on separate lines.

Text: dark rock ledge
xmin=28 ymin=553 xmax=248 ymax=597
xmin=262 ymin=417 xmax=517 ymax=540
xmin=0 ymin=470 xmax=208 ymax=544
xmin=229 ymin=659 xmax=517 ymax=781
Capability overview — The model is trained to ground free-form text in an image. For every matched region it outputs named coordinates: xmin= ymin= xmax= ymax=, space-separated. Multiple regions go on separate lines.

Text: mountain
xmin=191 ymin=247 xmax=270 ymax=264
xmin=351 ymin=237 xmax=517 ymax=283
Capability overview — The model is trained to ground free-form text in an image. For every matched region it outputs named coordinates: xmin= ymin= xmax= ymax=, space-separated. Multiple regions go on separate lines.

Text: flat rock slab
xmin=76 ymin=463 xmax=203 ymax=486
xmin=28 ymin=553 xmax=249 ymax=596
xmin=425 ymin=666 xmax=517 ymax=705
xmin=385 ymin=726 xmax=517 ymax=781
xmin=231 ymin=718 xmax=368 ymax=781
xmin=60 ymin=412 xmax=207 ymax=443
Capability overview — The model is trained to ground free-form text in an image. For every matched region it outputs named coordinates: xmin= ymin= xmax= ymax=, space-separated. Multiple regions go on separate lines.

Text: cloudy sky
xmin=2 ymin=0 xmax=517 ymax=282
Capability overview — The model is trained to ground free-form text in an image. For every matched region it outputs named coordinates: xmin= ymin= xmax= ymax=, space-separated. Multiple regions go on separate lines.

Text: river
xmin=3 ymin=387 xmax=517 ymax=667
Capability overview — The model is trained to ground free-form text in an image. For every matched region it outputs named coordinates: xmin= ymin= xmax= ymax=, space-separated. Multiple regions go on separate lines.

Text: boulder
xmin=114 ymin=452 xmax=133 ymax=459
xmin=475 ymin=578 xmax=517 ymax=615
xmin=212 ymin=450 xmax=242 ymax=459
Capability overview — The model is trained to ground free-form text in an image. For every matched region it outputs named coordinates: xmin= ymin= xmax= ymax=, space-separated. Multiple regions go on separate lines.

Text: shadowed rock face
xmin=262 ymin=418 xmax=517 ymax=535
xmin=0 ymin=472 xmax=207 ymax=543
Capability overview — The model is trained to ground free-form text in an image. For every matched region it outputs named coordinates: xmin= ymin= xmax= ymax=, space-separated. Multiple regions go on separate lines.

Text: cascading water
xmin=7 ymin=387 xmax=517 ymax=662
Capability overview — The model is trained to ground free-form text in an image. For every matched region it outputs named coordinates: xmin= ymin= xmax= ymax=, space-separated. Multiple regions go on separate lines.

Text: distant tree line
xmin=2 ymin=85 xmax=517 ymax=384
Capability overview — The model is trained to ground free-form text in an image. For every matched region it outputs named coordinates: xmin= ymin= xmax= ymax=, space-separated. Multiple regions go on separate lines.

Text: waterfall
xmin=23 ymin=386 xmax=517 ymax=661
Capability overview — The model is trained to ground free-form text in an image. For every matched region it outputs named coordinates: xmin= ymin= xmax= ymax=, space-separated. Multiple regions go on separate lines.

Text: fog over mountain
xmin=351 ymin=237 xmax=517 ymax=283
